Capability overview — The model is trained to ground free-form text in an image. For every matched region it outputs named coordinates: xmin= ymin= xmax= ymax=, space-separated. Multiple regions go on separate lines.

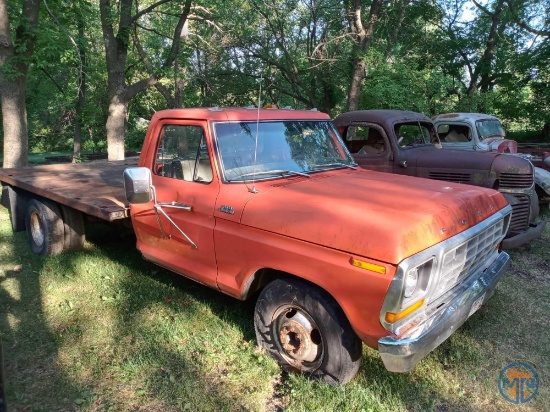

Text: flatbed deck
xmin=0 ymin=159 xmax=138 ymax=221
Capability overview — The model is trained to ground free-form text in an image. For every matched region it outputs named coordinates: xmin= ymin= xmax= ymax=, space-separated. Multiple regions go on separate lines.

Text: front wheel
xmin=254 ymin=278 xmax=362 ymax=385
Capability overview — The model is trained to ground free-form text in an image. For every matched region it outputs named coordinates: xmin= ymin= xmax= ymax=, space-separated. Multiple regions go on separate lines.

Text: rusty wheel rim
xmin=272 ymin=305 xmax=323 ymax=371
xmin=30 ymin=211 xmax=45 ymax=247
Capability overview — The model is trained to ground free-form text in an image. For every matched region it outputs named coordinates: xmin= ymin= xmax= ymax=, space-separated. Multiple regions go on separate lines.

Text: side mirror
xmin=123 ymin=167 xmax=152 ymax=204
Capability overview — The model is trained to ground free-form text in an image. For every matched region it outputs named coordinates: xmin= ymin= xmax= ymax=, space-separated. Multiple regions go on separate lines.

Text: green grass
xmin=0 ymin=205 xmax=548 ymax=411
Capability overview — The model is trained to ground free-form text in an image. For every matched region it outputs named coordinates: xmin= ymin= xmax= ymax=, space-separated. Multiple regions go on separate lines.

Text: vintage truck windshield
xmin=476 ymin=120 xmax=505 ymax=140
xmin=214 ymin=120 xmax=356 ymax=182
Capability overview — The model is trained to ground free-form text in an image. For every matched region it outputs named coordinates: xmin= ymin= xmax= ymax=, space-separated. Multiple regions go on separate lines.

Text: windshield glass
xmin=476 ymin=120 xmax=505 ymax=140
xmin=214 ymin=120 xmax=355 ymax=182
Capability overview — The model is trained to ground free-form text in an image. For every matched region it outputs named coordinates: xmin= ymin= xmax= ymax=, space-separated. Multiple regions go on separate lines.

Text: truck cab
xmin=334 ymin=110 xmax=545 ymax=249
xmin=433 ymin=112 xmax=550 ymax=205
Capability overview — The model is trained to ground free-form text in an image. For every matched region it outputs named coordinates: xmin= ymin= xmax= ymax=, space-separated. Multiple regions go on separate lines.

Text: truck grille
xmin=428 ymin=171 xmax=471 ymax=183
xmin=430 ymin=213 xmax=510 ymax=302
xmin=507 ymin=194 xmax=530 ymax=234
xmin=499 ymin=172 xmax=533 ymax=188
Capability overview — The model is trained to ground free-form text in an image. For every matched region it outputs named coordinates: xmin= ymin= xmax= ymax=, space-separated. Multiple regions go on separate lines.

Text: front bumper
xmin=501 ymin=219 xmax=545 ymax=249
xmin=378 ymin=251 xmax=510 ymax=373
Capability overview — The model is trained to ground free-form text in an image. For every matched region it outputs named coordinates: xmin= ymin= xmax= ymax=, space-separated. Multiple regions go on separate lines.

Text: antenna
xmin=250 ymin=77 xmax=263 ymax=194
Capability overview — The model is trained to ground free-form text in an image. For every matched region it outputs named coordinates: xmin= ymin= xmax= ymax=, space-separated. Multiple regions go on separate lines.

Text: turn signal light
xmin=349 ymin=258 xmax=386 ymax=274
xmin=385 ymin=298 xmax=425 ymax=323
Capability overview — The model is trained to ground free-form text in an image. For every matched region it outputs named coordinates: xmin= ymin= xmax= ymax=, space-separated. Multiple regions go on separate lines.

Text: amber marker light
xmin=385 ymin=298 xmax=425 ymax=323
xmin=349 ymin=258 xmax=386 ymax=274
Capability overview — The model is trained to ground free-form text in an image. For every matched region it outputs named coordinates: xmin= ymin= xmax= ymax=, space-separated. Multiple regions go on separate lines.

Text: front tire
xmin=25 ymin=198 xmax=64 ymax=256
xmin=254 ymin=278 xmax=362 ymax=385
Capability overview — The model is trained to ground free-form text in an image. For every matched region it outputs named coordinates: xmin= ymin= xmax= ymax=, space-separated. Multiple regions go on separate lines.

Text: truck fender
xmin=534 ymin=166 xmax=550 ymax=202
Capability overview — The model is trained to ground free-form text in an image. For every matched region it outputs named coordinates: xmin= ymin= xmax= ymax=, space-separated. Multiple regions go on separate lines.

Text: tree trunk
xmin=106 ymin=95 xmax=128 ymax=161
xmin=73 ymin=5 xmax=86 ymax=162
xmin=468 ymin=0 xmax=505 ymax=96
xmin=0 ymin=80 xmax=29 ymax=168
xmin=0 ymin=0 xmax=40 ymax=168
xmin=347 ymin=0 xmax=383 ymax=111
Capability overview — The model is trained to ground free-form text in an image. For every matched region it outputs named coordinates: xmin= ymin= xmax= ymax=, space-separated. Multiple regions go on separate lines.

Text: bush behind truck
xmin=1 ymin=107 xmax=513 ymax=384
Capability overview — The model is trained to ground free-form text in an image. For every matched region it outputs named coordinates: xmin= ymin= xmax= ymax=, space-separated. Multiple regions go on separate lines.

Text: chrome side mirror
xmin=123 ymin=167 xmax=152 ymax=204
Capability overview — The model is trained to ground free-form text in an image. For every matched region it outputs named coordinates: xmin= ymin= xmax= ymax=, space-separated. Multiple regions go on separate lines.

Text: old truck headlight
xmin=381 ymin=258 xmax=435 ymax=332
xmin=404 ymin=267 xmax=419 ymax=298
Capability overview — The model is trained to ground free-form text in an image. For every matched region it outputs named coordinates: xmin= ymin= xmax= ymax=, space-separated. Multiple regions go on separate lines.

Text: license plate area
xmin=468 ymin=292 xmax=486 ymax=318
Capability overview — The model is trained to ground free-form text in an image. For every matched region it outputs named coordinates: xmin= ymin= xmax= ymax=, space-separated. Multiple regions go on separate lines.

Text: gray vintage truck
xmin=334 ymin=110 xmax=545 ymax=249
xmin=432 ymin=112 xmax=550 ymax=206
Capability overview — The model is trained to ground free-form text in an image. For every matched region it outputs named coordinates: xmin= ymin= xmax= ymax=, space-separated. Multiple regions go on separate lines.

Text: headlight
xmin=404 ymin=267 xmax=418 ymax=298
xmin=380 ymin=258 xmax=435 ymax=333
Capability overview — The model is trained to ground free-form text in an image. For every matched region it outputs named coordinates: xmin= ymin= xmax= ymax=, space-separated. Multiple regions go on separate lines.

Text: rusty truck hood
xmin=240 ymin=169 xmax=507 ymax=264
xmin=404 ymin=146 xmax=498 ymax=171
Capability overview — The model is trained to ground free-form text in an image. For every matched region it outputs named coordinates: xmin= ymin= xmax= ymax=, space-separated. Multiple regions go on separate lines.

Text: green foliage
xmin=3 ymin=0 xmax=549 ymax=156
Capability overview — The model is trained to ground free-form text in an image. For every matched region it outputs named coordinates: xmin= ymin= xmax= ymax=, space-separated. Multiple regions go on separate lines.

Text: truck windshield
xmin=476 ymin=120 xmax=505 ymax=140
xmin=214 ymin=120 xmax=356 ymax=182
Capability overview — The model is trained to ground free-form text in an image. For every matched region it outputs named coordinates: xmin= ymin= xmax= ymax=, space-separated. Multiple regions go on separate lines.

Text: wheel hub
xmin=277 ymin=309 xmax=321 ymax=363
xmin=30 ymin=211 xmax=45 ymax=247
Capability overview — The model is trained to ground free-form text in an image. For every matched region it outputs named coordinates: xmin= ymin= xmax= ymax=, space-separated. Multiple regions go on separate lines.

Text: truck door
xmin=342 ymin=124 xmax=392 ymax=173
xmin=132 ymin=121 xmax=220 ymax=288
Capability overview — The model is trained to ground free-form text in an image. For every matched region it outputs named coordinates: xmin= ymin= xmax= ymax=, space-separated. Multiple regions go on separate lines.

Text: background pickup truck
xmin=1 ymin=107 xmax=512 ymax=385
xmin=433 ymin=112 xmax=550 ymax=206
xmin=334 ymin=110 xmax=545 ymax=249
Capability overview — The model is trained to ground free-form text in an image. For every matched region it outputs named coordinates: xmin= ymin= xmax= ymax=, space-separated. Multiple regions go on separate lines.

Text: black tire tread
xmin=254 ymin=277 xmax=362 ymax=385
xmin=25 ymin=198 xmax=65 ymax=256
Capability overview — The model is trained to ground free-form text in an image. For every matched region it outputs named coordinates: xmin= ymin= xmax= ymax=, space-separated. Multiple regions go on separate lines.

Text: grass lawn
xmin=0 ymin=203 xmax=548 ymax=411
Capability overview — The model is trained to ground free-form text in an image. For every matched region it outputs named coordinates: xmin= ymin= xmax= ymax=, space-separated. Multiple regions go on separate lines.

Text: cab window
xmin=155 ymin=125 xmax=213 ymax=183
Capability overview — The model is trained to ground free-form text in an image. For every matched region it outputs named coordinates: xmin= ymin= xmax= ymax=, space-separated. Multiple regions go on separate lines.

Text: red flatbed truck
xmin=0 ymin=107 xmax=512 ymax=385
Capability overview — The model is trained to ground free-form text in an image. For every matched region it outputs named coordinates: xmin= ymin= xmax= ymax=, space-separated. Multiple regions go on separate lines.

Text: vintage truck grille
xmin=428 ymin=171 xmax=471 ymax=183
xmin=430 ymin=214 xmax=509 ymax=302
xmin=499 ymin=172 xmax=533 ymax=189
xmin=507 ymin=194 xmax=530 ymax=234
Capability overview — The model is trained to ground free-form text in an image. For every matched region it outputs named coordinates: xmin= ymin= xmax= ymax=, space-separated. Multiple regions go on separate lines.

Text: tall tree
xmin=99 ymin=0 xmax=191 ymax=160
xmin=0 ymin=0 xmax=40 ymax=168
xmin=346 ymin=0 xmax=384 ymax=111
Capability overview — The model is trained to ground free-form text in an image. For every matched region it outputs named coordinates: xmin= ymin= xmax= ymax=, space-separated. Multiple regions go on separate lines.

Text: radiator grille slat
xmin=429 ymin=172 xmax=471 ymax=183
xmin=508 ymin=194 xmax=530 ymax=233
xmin=499 ymin=172 xmax=533 ymax=189
xmin=430 ymin=216 xmax=507 ymax=302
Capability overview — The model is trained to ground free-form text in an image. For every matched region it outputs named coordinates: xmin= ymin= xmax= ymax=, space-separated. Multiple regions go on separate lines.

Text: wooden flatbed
xmin=0 ymin=159 xmax=138 ymax=221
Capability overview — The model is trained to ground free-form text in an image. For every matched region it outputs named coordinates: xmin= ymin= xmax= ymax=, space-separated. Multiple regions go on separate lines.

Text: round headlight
xmin=404 ymin=267 xmax=419 ymax=298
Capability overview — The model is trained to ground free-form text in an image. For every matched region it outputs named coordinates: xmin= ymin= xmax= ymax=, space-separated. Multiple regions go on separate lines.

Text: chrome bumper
xmin=378 ymin=251 xmax=510 ymax=373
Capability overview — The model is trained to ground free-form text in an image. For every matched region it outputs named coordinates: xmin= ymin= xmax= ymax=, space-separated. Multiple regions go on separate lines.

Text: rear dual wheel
xmin=25 ymin=199 xmax=85 ymax=256
xmin=25 ymin=199 xmax=64 ymax=256
xmin=254 ymin=278 xmax=362 ymax=385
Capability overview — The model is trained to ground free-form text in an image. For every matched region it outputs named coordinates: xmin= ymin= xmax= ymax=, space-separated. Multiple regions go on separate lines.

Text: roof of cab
xmin=151 ymin=107 xmax=331 ymax=122
xmin=432 ymin=113 xmax=500 ymax=122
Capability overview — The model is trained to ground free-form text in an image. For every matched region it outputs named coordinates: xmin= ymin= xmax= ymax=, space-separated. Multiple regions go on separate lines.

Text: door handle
xmin=157 ymin=201 xmax=192 ymax=211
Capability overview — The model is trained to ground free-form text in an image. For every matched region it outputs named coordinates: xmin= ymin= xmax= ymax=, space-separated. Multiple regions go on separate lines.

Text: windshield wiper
xmin=233 ymin=169 xmax=311 ymax=180
xmin=309 ymin=162 xmax=357 ymax=171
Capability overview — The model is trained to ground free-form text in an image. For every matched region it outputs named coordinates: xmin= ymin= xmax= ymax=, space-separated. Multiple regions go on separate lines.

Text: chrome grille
xmin=499 ymin=172 xmax=533 ymax=189
xmin=428 ymin=171 xmax=471 ymax=183
xmin=430 ymin=214 xmax=509 ymax=302
xmin=508 ymin=194 xmax=530 ymax=234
